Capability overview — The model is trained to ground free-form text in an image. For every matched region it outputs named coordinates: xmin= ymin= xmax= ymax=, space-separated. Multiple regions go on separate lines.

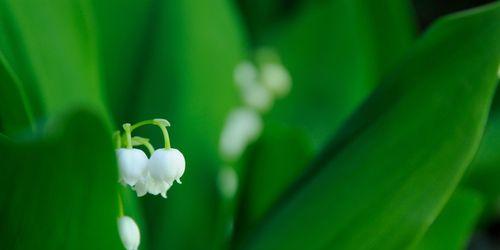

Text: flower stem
xmin=127 ymin=118 xmax=171 ymax=149
xmin=158 ymin=125 xmax=171 ymax=149
xmin=123 ymin=123 xmax=133 ymax=149
xmin=130 ymin=120 xmax=155 ymax=131
xmin=132 ymin=137 xmax=155 ymax=156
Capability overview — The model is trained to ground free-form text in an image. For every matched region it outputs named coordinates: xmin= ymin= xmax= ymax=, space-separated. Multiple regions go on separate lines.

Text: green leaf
xmin=236 ymin=124 xmax=313 ymax=230
xmin=0 ymin=0 xmax=105 ymax=119
xmin=91 ymin=0 xmax=155 ymax=122
xmin=0 ymin=109 xmax=121 ymax=249
xmin=265 ymin=0 xmax=416 ymax=148
xmin=130 ymin=1 xmax=246 ymax=249
xmin=237 ymin=3 xmax=500 ymax=250
xmin=0 ymin=53 xmax=34 ymax=135
xmin=463 ymin=88 xmax=500 ymax=216
xmin=412 ymin=189 xmax=484 ymax=250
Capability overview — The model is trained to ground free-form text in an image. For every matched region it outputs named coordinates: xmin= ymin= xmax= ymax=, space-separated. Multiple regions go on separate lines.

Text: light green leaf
xmin=0 ymin=0 xmax=105 ymax=119
xmin=412 ymin=189 xmax=484 ymax=250
xmin=0 ymin=53 xmax=34 ymax=135
xmin=0 ymin=109 xmax=121 ymax=249
xmin=238 ymin=3 xmax=500 ymax=250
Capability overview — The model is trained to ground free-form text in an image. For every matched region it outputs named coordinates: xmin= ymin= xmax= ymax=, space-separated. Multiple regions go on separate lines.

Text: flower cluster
xmin=217 ymin=48 xmax=292 ymax=198
xmin=115 ymin=119 xmax=185 ymax=198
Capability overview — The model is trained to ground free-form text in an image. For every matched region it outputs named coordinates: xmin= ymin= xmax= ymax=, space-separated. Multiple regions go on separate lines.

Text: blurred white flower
xmin=234 ymin=60 xmax=258 ymax=89
xmin=260 ymin=62 xmax=291 ymax=97
xmin=118 ymin=216 xmax=140 ymax=250
xmin=148 ymin=148 xmax=186 ymax=185
xmin=234 ymin=61 xmax=274 ymax=112
xmin=217 ymin=166 xmax=238 ymax=199
xmin=219 ymin=107 xmax=262 ymax=161
xmin=241 ymin=83 xmax=273 ymax=112
xmin=116 ymin=148 xmax=148 ymax=186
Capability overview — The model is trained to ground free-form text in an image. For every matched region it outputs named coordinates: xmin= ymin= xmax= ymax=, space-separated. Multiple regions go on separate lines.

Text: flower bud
xmin=148 ymin=148 xmax=186 ymax=185
xmin=116 ymin=148 xmax=148 ymax=186
xmin=118 ymin=216 xmax=140 ymax=250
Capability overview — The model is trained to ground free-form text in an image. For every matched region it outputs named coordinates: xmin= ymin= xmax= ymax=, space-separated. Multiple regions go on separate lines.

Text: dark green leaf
xmin=0 ymin=109 xmax=121 ymax=249
xmin=236 ymin=124 xmax=313 ymax=231
xmin=265 ymin=0 xmax=416 ymax=148
xmin=238 ymin=3 xmax=500 ymax=250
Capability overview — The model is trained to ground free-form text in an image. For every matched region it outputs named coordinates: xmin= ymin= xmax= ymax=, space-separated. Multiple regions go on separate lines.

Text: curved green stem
xmin=143 ymin=141 xmax=155 ymax=156
xmin=123 ymin=123 xmax=133 ymax=149
xmin=127 ymin=118 xmax=171 ymax=149
xmin=158 ymin=125 xmax=171 ymax=149
xmin=132 ymin=136 xmax=155 ymax=156
xmin=130 ymin=120 xmax=154 ymax=131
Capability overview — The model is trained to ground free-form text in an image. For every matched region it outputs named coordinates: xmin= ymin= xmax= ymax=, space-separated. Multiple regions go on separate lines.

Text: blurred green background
xmin=0 ymin=0 xmax=499 ymax=249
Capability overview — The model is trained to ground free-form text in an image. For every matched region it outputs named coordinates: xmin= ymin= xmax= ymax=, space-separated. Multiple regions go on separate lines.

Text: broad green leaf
xmin=412 ymin=189 xmax=484 ymax=250
xmin=265 ymin=0 xmax=416 ymax=149
xmin=238 ymin=3 xmax=500 ymax=250
xmin=0 ymin=53 xmax=34 ymax=135
xmin=234 ymin=0 xmax=416 ymax=235
xmin=236 ymin=124 xmax=313 ymax=231
xmin=463 ymin=87 xmax=500 ymax=216
xmin=91 ymin=0 xmax=155 ymax=122
xmin=0 ymin=109 xmax=121 ymax=249
xmin=131 ymin=1 xmax=246 ymax=249
xmin=0 ymin=0 xmax=106 ymax=119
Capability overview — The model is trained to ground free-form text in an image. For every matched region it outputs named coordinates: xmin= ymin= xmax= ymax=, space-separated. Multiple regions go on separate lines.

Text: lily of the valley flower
xmin=118 ymin=216 xmax=140 ymax=250
xmin=115 ymin=119 xmax=186 ymax=198
xmin=134 ymin=172 xmax=171 ymax=198
xmin=149 ymin=148 xmax=186 ymax=185
xmin=116 ymin=148 xmax=148 ymax=186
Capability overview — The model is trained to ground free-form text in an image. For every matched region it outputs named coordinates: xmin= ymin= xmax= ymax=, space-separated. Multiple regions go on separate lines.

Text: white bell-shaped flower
xmin=118 ymin=216 xmax=140 ymax=250
xmin=134 ymin=173 xmax=171 ymax=198
xmin=116 ymin=148 xmax=148 ymax=186
xmin=261 ymin=62 xmax=291 ymax=97
xmin=148 ymin=148 xmax=186 ymax=185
